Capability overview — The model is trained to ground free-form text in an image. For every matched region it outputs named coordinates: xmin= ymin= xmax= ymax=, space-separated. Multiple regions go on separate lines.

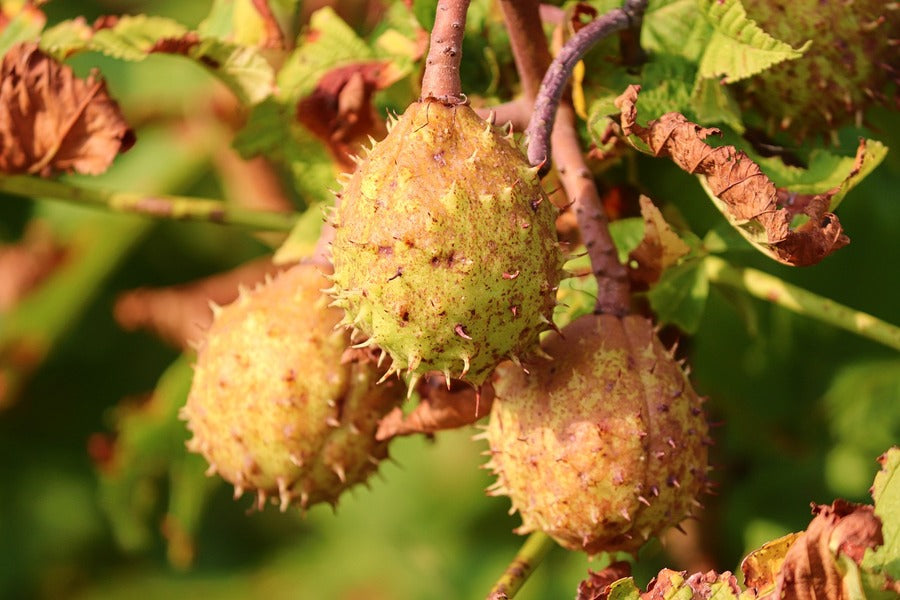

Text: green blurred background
xmin=1 ymin=1 xmax=898 ymax=598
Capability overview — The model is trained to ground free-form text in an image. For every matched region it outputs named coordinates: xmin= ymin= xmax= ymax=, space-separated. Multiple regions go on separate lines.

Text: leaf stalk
xmin=704 ymin=255 xmax=900 ymax=351
xmin=0 ymin=175 xmax=298 ymax=231
xmin=486 ymin=532 xmax=555 ymax=600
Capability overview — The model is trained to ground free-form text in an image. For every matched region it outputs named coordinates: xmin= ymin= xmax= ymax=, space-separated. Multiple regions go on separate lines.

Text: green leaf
xmin=863 ymin=447 xmax=900 ymax=581
xmin=553 ymin=252 xmax=596 ymax=331
xmin=691 ymin=78 xmax=743 ymax=133
xmin=277 ymin=7 xmax=373 ymax=105
xmin=641 ymin=0 xmax=704 ymax=60
xmin=89 ymin=15 xmax=189 ymax=60
xmin=587 ymin=54 xmax=695 ymax=141
xmin=753 ymin=140 xmax=888 ymax=208
xmin=635 ymin=54 xmax=696 ymax=120
xmin=0 ymin=6 xmax=45 ymax=57
xmin=183 ymin=37 xmax=275 ymax=104
xmin=98 ymin=355 xmax=195 ymax=552
xmin=606 ymin=577 xmax=641 ymax=600
xmin=825 ymin=362 xmax=900 ymax=463
xmin=39 ymin=18 xmax=93 ymax=60
xmin=609 ymin=217 xmax=646 ymax=264
xmin=233 ymin=99 xmax=336 ymax=204
xmin=39 ymin=15 xmax=273 ymax=105
xmin=197 ymin=0 xmax=236 ymax=39
xmin=648 ymin=258 xmax=709 ymax=333
xmin=702 ymin=222 xmax=756 ymax=255
xmin=696 ymin=0 xmax=809 ymax=84
xmin=273 ymin=203 xmax=328 ymax=264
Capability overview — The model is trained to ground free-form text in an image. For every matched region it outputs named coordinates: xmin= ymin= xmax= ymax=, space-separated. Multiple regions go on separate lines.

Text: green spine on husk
xmin=329 ymin=100 xmax=564 ymax=389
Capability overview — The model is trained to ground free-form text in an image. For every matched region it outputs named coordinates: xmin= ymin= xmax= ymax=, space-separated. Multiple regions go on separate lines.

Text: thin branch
xmin=500 ymin=0 xmax=632 ymax=315
xmin=486 ymin=532 xmax=555 ymax=600
xmin=473 ymin=100 xmax=530 ymax=132
xmin=0 ymin=175 xmax=298 ymax=231
xmin=525 ymin=0 xmax=648 ymax=167
xmin=552 ymin=104 xmax=631 ymax=316
xmin=420 ymin=0 xmax=471 ymax=104
xmin=499 ymin=0 xmax=552 ymax=101
xmin=704 ymin=255 xmax=900 ymax=351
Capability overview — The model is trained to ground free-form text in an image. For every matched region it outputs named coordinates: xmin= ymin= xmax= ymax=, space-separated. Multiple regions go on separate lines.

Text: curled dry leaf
xmin=375 ymin=376 xmax=494 ymax=441
xmin=600 ymin=568 xmax=744 ymax=600
xmin=615 ymin=85 xmax=863 ymax=266
xmin=114 ymin=258 xmax=283 ymax=350
xmin=576 ymin=561 xmax=632 ymax=600
xmin=296 ymin=62 xmax=405 ymax=168
xmin=629 ymin=195 xmax=691 ymax=287
xmin=0 ymin=42 xmax=134 ymax=176
xmin=764 ymin=500 xmax=883 ymax=600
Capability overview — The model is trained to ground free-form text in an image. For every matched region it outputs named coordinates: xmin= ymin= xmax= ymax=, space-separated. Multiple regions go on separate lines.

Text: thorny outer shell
xmin=742 ymin=0 xmax=899 ymax=138
xmin=330 ymin=100 xmax=564 ymax=388
xmin=486 ymin=314 xmax=709 ymax=554
xmin=182 ymin=264 xmax=403 ymax=511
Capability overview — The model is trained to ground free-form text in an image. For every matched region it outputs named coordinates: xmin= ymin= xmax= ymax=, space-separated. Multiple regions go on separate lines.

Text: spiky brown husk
xmin=742 ymin=0 xmax=898 ymax=139
xmin=182 ymin=263 xmax=403 ymax=511
xmin=329 ymin=100 xmax=564 ymax=388
xmin=485 ymin=314 xmax=709 ymax=554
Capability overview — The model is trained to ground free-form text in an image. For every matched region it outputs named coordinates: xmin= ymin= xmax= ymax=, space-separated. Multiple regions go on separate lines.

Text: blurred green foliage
xmin=0 ymin=0 xmax=898 ymax=598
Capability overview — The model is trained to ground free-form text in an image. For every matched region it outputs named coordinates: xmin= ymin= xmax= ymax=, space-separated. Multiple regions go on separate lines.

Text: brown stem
xmin=499 ymin=0 xmax=552 ymax=101
xmin=525 ymin=0 xmax=648 ymax=167
xmin=473 ymin=100 xmax=530 ymax=132
xmin=501 ymin=0 xmax=633 ymax=316
xmin=420 ymin=0 xmax=471 ymax=104
xmin=552 ymin=105 xmax=630 ymax=316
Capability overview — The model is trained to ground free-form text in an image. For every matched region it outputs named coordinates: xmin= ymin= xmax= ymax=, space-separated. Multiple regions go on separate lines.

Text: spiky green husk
xmin=485 ymin=314 xmax=709 ymax=555
xmin=330 ymin=100 xmax=563 ymax=387
xmin=743 ymin=0 xmax=898 ymax=139
xmin=182 ymin=264 xmax=403 ymax=511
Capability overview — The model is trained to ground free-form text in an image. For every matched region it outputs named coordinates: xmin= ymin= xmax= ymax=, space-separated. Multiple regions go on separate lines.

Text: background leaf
xmin=696 ymin=0 xmax=809 ymax=84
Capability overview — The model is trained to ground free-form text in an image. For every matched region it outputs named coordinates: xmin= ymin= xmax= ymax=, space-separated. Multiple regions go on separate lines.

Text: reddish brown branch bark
xmin=552 ymin=105 xmax=631 ymax=315
xmin=525 ymin=0 xmax=648 ymax=167
xmin=499 ymin=0 xmax=552 ymax=101
xmin=500 ymin=0 xmax=633 ymax=316
xmin=420 ymin=0 xmax=470 ymax=104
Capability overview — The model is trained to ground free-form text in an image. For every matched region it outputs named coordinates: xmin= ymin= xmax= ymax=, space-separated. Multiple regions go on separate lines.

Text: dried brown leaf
xmin=629 ymin=195 xmax=691 ymax=286
xmin=577 ymin=562 xmax=632 ymax=600
xmin=615 ymin=85 xmax=854 ymax=266
xmin=113 ymin=258 xmax=282 ymax=349
xmin=296 ymin=61 xmax=405 ymax=168
xmin=0 ymin=42 xmax=134 ymax=176
xmin=763 ymin=500 xmax=883 ymax=600
xmin=375 ymin=377 xmax=494 ymax=441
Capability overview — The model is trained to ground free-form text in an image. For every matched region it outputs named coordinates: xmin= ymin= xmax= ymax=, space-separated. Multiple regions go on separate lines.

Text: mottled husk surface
xmin=487 ymin=314 xmax=708 ymax=554
xmin=331 ymin=100 xmax=563 ymax=386
xmin=743 ymin=0 xmax=898 ymax=138
xmin=183 ymin=264 xmax=403 ymax=510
